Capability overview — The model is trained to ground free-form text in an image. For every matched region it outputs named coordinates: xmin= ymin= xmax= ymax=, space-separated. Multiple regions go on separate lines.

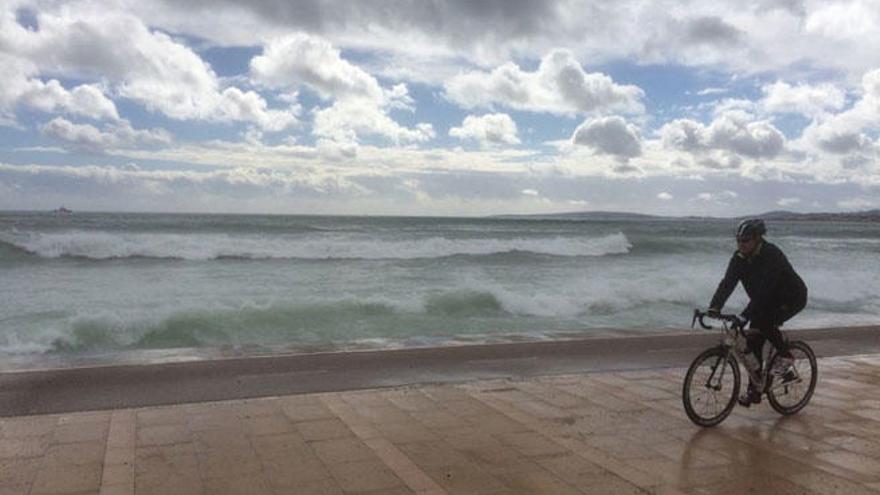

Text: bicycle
xmin=681 ymin=309 xmax=818 ymax=427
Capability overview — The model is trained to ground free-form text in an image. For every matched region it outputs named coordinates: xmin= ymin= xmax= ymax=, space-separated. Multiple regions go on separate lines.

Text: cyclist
xmin=708 ymin=218 xmax=808 ymax=407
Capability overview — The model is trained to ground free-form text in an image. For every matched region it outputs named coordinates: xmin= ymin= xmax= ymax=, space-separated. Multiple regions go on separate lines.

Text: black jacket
xmin=709 ymin=240 xmax=807 ymax=320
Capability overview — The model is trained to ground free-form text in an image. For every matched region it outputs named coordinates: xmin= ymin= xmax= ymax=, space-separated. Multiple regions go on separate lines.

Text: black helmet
xmin=736 ymin=218 xmax=766 ymax=240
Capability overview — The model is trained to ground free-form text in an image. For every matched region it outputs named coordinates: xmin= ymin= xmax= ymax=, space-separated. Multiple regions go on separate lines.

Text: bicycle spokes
xmin=766 ymin=341 xmax=817 ymax=415
xmin=684 ymin=348 xmax=739 ymax=426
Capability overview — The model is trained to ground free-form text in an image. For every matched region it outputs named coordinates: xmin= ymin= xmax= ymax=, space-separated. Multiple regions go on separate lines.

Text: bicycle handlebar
xmin=691 ymin=309 xmax=745 ymax=330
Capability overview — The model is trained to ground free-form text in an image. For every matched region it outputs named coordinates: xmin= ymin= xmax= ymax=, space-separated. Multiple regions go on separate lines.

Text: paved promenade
xmin=2 ymin=353 xmax=880 ymax=494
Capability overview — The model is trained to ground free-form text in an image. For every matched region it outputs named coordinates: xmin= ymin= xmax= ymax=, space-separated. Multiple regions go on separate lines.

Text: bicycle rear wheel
xmin=766 ymin=340 xmax=817 ymax=415
xmin=682 ymin=346 xmax=740 ymax=427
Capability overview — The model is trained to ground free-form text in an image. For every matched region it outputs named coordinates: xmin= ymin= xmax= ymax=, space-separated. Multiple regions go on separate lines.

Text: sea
xmin=1 ymin=211 xmax=878 ymax=369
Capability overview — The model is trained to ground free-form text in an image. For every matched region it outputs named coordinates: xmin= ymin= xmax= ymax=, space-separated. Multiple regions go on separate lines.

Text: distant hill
xmin=494 ymin=209 xmax=880 ymax=222
xmin=492 ymin=211 xmax=665 ymax=221
xmin=752 ymin=209 xmax=880 ymax=222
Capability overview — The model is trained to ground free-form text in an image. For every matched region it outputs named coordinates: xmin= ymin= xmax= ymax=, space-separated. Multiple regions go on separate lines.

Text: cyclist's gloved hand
xmin=707 ymin=308 xmax=721 ymax=318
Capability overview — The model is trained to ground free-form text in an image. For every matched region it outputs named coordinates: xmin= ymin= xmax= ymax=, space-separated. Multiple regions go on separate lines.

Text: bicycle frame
xmin=692 ymin=310 xmax=782 ymax=394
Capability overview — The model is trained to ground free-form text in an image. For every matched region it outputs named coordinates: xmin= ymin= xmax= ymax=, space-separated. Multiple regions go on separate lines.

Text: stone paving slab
xmin=2 ymin=354 xmax=880 ymax=494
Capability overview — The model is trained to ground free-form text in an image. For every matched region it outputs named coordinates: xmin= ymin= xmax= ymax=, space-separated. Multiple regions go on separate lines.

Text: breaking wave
xmin=39 ymin=291 xmax=513 ymax=354
xmin=0 ymin=230 xmax=632 ymax=261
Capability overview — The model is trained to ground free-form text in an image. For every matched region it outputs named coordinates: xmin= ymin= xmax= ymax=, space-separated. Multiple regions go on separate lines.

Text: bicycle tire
xmin=682 ymin=346 xmax=740 ymax=427
xmin=766 ymin=340 xmax=817 ymax=415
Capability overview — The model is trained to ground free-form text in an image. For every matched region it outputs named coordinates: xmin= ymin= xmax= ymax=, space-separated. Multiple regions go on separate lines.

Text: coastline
xmin=2 ymin=325 xmax=878 ymax=417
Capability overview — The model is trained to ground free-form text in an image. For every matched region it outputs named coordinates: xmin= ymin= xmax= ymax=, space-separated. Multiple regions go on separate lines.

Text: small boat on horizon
xmin=52 ymin=206 xmax=73 ymax=215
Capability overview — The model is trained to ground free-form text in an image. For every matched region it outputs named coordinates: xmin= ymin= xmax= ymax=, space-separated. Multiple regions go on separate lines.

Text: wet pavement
xmin=2 ymin=353 xmax=880 ymax=494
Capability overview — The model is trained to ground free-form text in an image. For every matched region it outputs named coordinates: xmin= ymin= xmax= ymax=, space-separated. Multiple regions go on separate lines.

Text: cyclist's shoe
xmin=737 ymin=387 xmax=762 ymax=408
xmin=771 ymin=356 xmax=795 ymax=377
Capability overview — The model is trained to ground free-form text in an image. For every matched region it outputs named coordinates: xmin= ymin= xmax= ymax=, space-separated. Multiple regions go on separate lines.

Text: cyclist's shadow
xmin=676 ymin=415 xmax=815 ymax=491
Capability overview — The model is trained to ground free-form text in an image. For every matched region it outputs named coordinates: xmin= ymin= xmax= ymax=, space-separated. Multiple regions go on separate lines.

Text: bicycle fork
xmin=704 ymin=349 xmax=731 ymax=391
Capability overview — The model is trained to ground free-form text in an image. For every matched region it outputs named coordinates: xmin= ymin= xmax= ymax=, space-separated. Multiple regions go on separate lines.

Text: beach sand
xmin=1 ymin=326 xmax=879 ymax=493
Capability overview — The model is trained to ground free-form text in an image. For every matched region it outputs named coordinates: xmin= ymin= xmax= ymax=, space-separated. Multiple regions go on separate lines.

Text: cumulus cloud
xmin=660 ymin=111 xmax=786 ymax=168
xmin=804 ymin=1 xmax=880 ymax=41
xmin=0 ymin=8 xmax=298 ymax=131
xmin=107 ymin=0 xmax=880 ymax=89
xmin=660 ymin=119 xmax=704 ymax=152
xmin=777 ymin=197 xmax=801 ymax=206
xmin=708 ymin=112 xmax=786 ymax=158
xmin=22 ymin=81 xmax=119 ymax=121
xmin=760 ymin=81 xmax=846 ymax=117
xmin=800 ymin=68 xmax=880 ymax=157
xmin=572 ymin=116 xmax=642 ymax=162
xmin=214 ymin=87 xmax=298 ymax=132
xmin=250 ymin=32 xmax=433 ymax=144
xmin=657 ymin=192 xmax=673 ymax=200
xmin=840 ymin=153 xmax=876 ymax=170
xmin=782 ymin=68 xmax=880 ymax=180
xmin=449 ymin=113 xmax=520 ymax=147
xmin=312 ymin=99 xmax=435 ymax=145
xmin=137 ymin=1 xmax=560 ymax=65
xmin=0 ymin=52 xmax=118 ymax=123
xmin=806 ymin=126 xmax=874 ymax=155
xmin=445 ymin=49 xmax=644 ymax=116
xmin=251 ymin=33 xmax=383 ymax=102
xmin=684 ymin=16 xmax=743 ymax=46
xmin=697 ymin=150 xmax=744 ymax=170
xmin=41 ymin=117 xmax=172 ymax=153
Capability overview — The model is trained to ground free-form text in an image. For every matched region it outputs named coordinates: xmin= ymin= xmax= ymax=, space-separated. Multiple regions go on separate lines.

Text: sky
xmin=1 ymin=0 xmax=879 ymax=217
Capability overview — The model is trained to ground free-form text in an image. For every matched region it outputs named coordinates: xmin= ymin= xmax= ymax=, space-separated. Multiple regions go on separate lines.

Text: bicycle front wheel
xmin=767 ymin=340 xmax=817 ymax=415
xmin=682 ymin=346 xmax=740 ymax=427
